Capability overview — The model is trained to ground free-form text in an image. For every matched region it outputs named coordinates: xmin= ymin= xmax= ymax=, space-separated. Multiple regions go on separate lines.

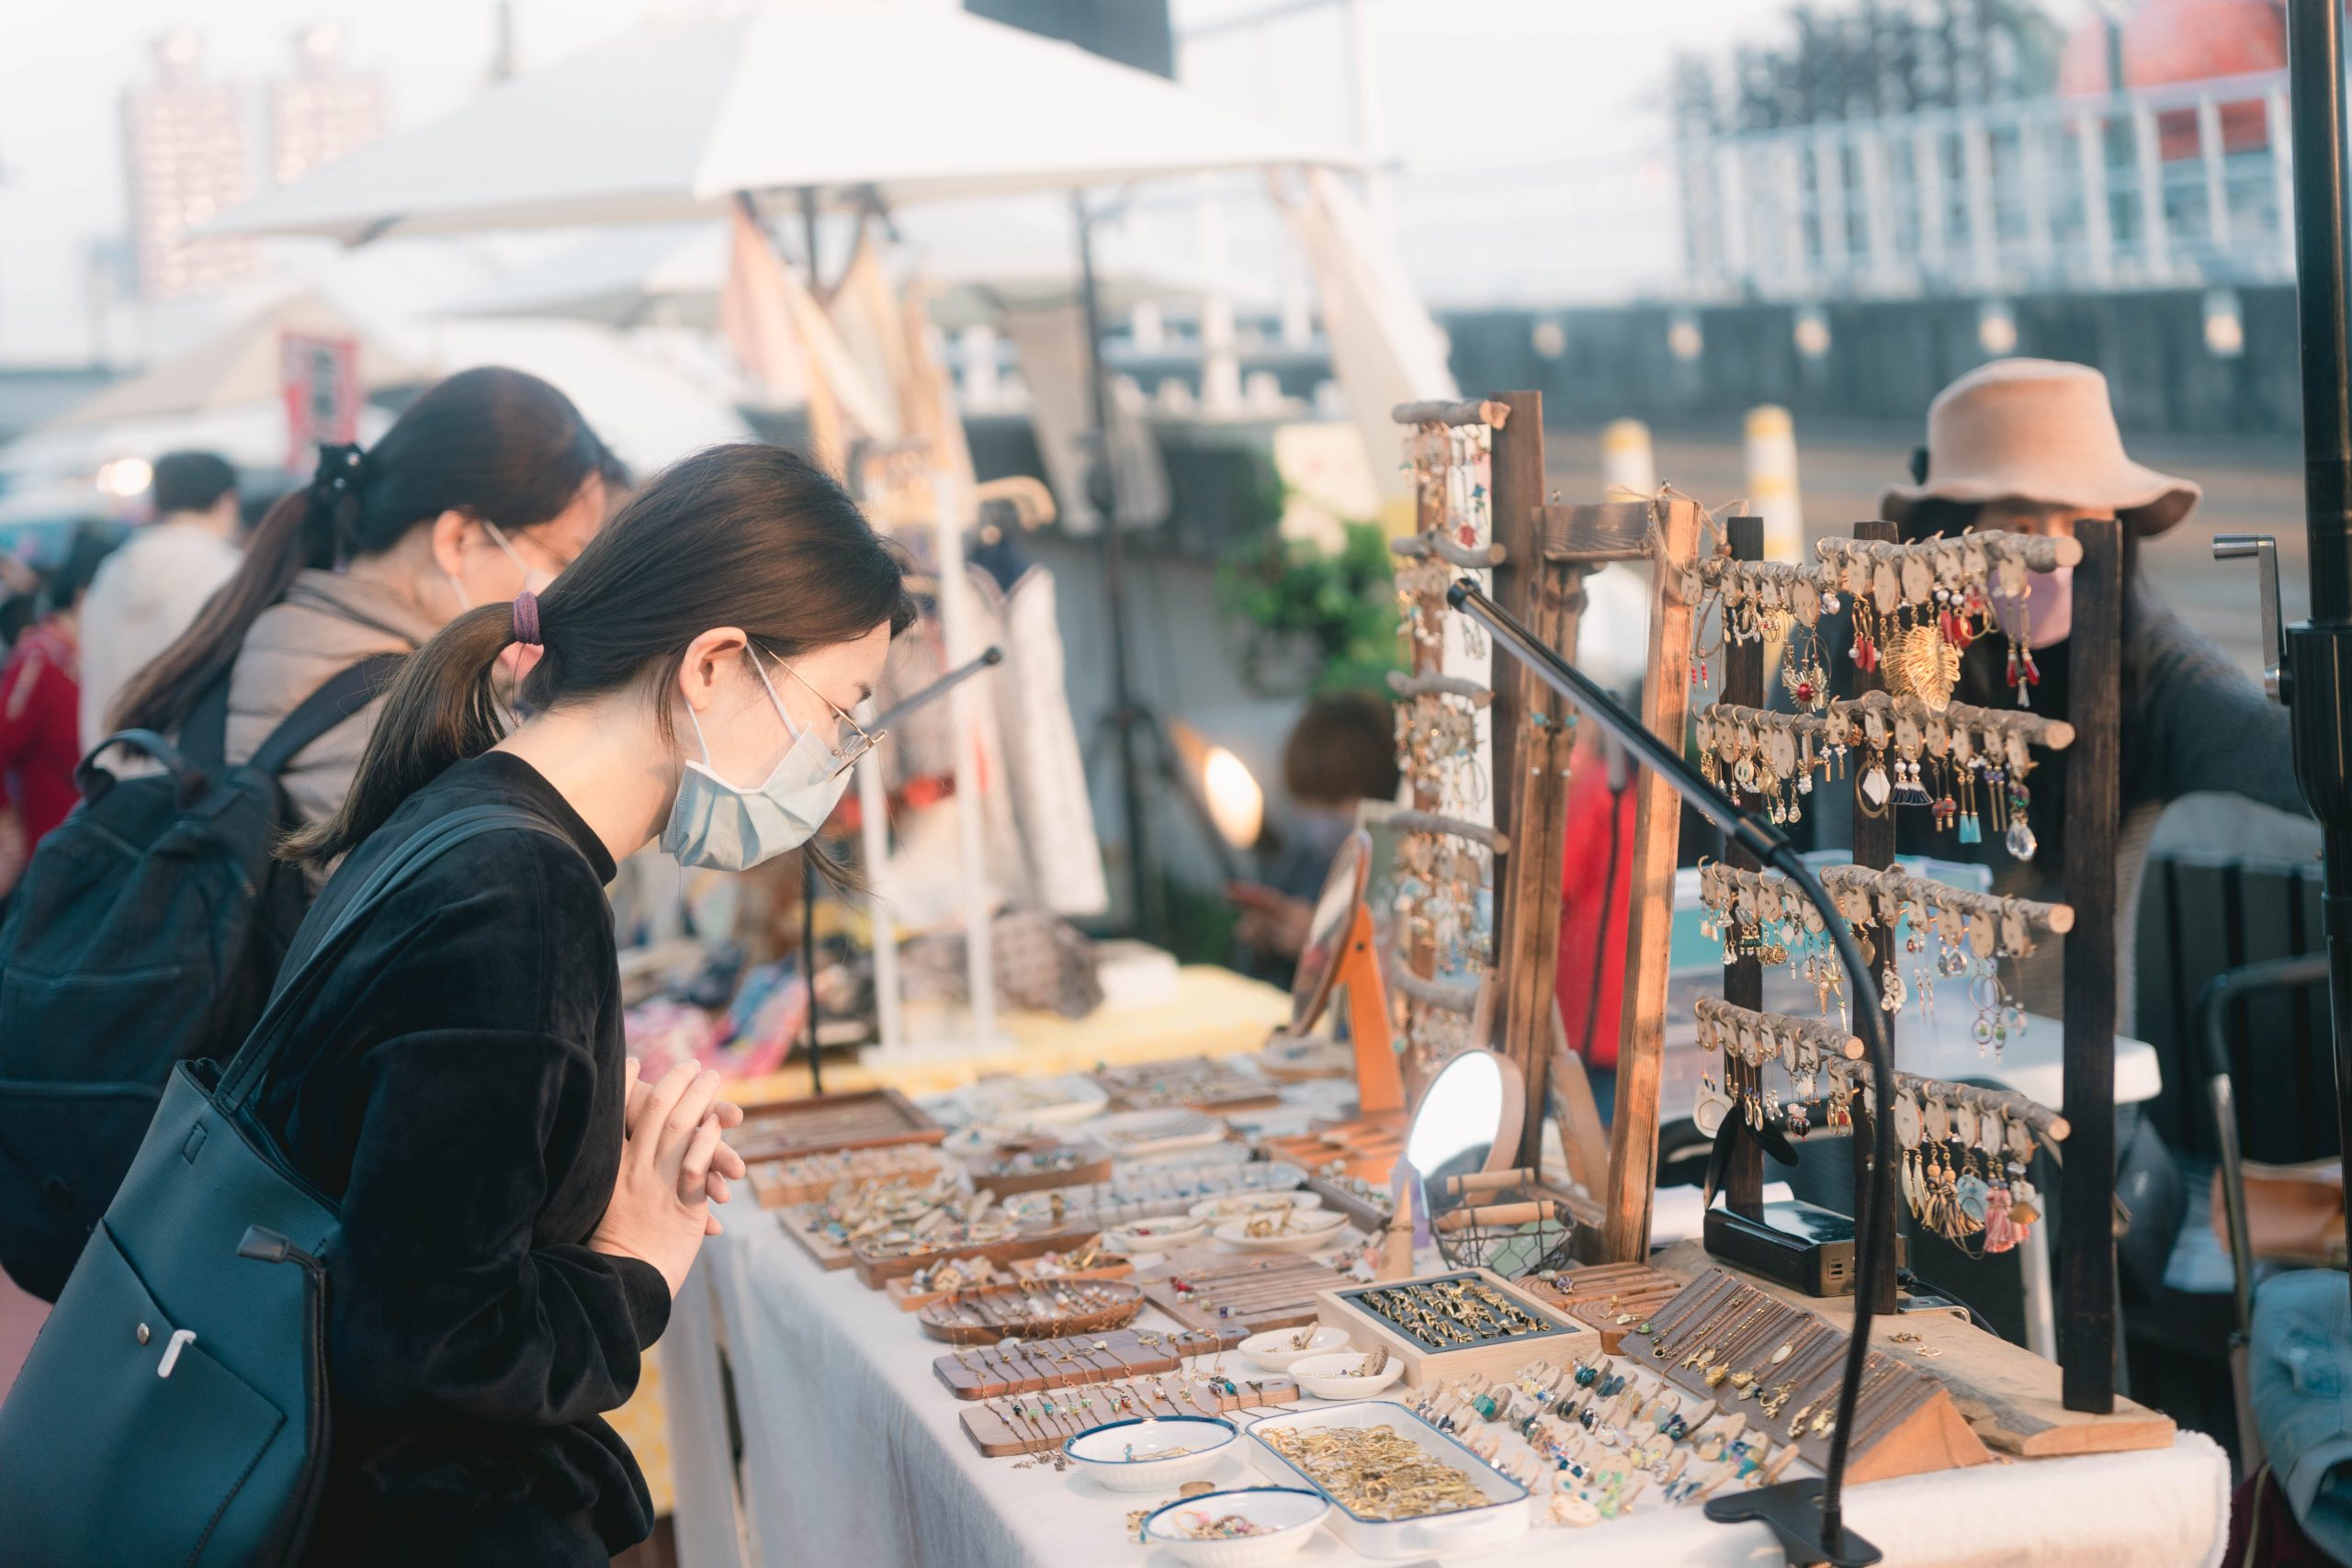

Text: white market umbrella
xmin=209 ymin=0 xmax=1351 ymax=244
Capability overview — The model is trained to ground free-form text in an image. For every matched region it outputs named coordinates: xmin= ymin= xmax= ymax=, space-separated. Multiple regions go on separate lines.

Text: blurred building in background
xmin=267 ymin=24 xmax=388 ymax=186
xmin=119 ymin=32 xmax=259 ymax=302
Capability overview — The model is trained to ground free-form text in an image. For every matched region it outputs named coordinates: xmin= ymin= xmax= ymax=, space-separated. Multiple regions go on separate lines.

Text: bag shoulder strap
xmin=178 ymin=675 xmax=232 ymax=773
xmin=249 ymin=652 xmax=408 ymax=780
xmin=217 ymin=803 xmax=572 ymax=1110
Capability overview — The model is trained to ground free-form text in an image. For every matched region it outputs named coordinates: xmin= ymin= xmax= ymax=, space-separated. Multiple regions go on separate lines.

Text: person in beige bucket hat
xmin=1881 ymin=358 xmax=2202 ymax=536
xmin=1861 ymin=357 xmax=2301 ymax=1029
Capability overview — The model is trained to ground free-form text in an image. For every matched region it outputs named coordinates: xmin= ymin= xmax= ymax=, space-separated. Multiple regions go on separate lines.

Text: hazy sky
xmin=0 ymin=0 xmax=2102 ymax=363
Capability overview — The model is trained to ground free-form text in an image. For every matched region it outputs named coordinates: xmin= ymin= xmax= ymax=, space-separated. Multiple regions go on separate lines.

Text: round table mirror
xmin=1288 ymin=829 xmax=1372 ymax=1035
xmin=1404 ymin=1047 xmax=1524 ymax=1196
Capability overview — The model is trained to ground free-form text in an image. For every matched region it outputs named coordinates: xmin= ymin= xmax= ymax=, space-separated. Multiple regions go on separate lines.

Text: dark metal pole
xmin=802 ymin=851 xmax=822 ymax=1095
xmin=1073 ymin=191 xmax=1159 ymax=942
xmin=2283 ymin=0 xmax=2352 ymax=1304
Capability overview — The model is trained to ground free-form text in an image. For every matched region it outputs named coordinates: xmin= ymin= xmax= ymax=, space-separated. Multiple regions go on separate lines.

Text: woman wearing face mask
xmin=109 ymin=366 xmax=618 ymax=829
xmin=1881 ymin=358 xmax=2303 ymax=1020
xmin=244 ymin=443 xmax=914 ymax=1565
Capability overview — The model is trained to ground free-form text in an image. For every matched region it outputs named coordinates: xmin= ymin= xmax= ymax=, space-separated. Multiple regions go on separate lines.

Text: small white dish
xmin=1287 ymin=1349 xmax=1408 ymax=1399
xmin=1188 ymin=1190 xmax=1322 ymax=1222
xmin=1064 ymin=1415 xmax=1237 ymax=1492
xmin=1215 ymin=1208 xmax=1349 ymax=1254
xmin=955 ymin=1073 xmax=1109 ymax=1130
xmin=1141 ymin=1486 xmax=1329 ymax=1566
xmin=1238 ymin=1323 xmax=1354 ymax=1372
xmin=1103 ymin=1214 xmax=1209 ymax=1253
xmin=1088 ymin=1108 xmax=1228 ymax=1158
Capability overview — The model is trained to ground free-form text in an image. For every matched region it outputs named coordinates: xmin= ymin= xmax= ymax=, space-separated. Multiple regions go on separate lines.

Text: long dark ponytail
xmin=286 ymin=443 xmax=917 ymax=868
xmin=110 ymin=367 xmax=610 ymax=737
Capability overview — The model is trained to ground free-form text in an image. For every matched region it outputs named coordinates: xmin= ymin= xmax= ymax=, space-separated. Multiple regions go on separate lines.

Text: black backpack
xmin=0 ymin=653 xmax=402 ymax=1300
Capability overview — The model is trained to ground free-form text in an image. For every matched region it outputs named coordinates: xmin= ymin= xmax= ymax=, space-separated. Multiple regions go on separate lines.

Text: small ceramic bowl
xmin=1287 ymin=1349 xmax=1408 ymax=1400
xmin=1188 ymin=1190 xmax=1321 ymax=1222
xmin=1214 ymin=1208 xmax=1349 ymax=1254
xmin=1063 ymin=1415 xmax=1238 ymax=1492
xmin=1238 ymin=1323 xmax=1354 ymax=1372
xmin=1103 ymin=1215 xmax=1209 ymax=1253
xmin=1141 ymin=1486 xmax=1330 ymax=1566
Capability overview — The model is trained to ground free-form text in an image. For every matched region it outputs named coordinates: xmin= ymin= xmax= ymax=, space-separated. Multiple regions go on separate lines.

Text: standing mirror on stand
xmin=1279 ymin=829 xmax=1402 ymax=1114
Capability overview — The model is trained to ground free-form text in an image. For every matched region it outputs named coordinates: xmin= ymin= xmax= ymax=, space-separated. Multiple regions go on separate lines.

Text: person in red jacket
xmin=1555 ymin=725 xmax=1638 ymax=1124
xmin=0 ymin=525 xmax=118 ymax=859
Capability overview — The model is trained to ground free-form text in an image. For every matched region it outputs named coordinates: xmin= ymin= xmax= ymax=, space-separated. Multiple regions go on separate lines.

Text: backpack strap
xmin=248 ymin=653 xmax=408 ymax=780
xmin=178 ymin=676 xmax=232 ymax=774
xmin=216 ymin=804 xmax=571 ymax=1111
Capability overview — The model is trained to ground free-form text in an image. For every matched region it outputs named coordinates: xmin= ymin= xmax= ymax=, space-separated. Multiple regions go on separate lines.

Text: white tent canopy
xmin=211 ymin=0 xmax=1351 ymax=244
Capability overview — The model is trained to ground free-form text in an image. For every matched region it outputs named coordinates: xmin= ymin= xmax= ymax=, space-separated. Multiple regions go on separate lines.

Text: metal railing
xmin=1679 ymin=70 xmax=2295 ymax=300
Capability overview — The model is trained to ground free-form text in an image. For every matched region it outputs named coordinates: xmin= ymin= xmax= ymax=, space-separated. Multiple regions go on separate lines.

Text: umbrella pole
xmin=1074 ymin=192 xmax=1162 ymax=942
xmin=2282 ymin=0 xmax=2352 ymax=1305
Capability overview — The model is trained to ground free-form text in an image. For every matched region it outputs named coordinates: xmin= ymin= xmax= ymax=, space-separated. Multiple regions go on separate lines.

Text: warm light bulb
xmin=96 ymin=457 xmax=154 ymax=499
xmin=1202 ymin=746 xmax=1263 ymax=851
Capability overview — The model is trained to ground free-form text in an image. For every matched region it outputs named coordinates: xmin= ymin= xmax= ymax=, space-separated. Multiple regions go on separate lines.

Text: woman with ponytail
xmin=110 ymin=365 xmax=616 ymax=828
xmin=249 ymin=443 xmax=913 ymax=1565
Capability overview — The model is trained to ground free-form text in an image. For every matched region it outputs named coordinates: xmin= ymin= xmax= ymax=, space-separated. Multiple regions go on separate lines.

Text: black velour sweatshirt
xmin=248 ymin=750 xmax=668 ymax=1566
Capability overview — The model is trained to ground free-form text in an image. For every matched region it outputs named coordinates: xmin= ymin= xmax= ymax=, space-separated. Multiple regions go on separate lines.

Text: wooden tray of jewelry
xmin=850 ymin=1223 xmax=1098 ymax=1290
xmin=748 ymin=1144 xmax=944 ymax=1209
xmin=964 ymin=1140 xmax=1114 ymax=1198
xmin=725 ymin=1088 xmax=944 ymax=1163
xmin=1135 ymin=1247 xmax=1343 ymax=1336
xmin=776 ymin=1171 xmax=966 ymax=1270
xmin=882 ymin=1242 xmax=1134 ymax=1312
xmin=1092 ymin=1055 xmax=1283 ymax=1113
xmin=960 ymin=1372 xmax=1300 ymax=1458
xmin=933 ymin=1325 xmax=1246 ymax=1399
xmin=1316 ymin=1267 xmax=1589 ymax=1389
xmin=1256 ymin=1110 xmax=1408 ymax=1184
xmin=1516 ymin=1262 xmax=1684 ymax=1335
xmin=916 ymin=1278 xmax=1146 ymax=1343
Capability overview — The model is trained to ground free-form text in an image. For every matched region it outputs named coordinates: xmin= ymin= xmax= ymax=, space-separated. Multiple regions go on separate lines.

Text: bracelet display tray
xmin=725 ymin=1088 xmax=943 ymax=1162
xmin=959 ymin=1374 xmax=1300 ymax=1457
xmin=932 ymin=1325 xmax=1249 ymax=1399
xmin=1135 ymin=1247 xmax=1341 ymax=1336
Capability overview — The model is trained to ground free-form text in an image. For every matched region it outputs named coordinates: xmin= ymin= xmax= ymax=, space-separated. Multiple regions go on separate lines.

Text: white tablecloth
xmin=664 ymin=1217 xmax=2233 ymax=1568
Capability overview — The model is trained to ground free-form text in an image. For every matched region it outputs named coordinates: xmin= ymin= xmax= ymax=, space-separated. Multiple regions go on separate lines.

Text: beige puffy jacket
xmin=223 ymin=569 xmax=442 ymax=828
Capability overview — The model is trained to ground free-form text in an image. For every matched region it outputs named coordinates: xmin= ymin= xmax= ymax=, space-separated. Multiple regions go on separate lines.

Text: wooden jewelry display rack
xmin=1679 ymin=517 xmax=2131 ymax=1415
xmin=1386 ymin=395 xmax=1703 ymax=1249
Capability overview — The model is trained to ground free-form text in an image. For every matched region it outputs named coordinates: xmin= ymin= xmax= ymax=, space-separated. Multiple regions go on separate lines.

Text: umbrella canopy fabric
xmin=40 ymin=291 xmax=417 ymax=430
xmin=212 ymin=1 xmax=1351 ymax=245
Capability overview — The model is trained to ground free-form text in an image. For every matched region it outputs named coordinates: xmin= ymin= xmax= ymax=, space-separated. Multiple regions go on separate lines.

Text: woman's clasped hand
xmin=592 ymin=1057 xmax=749 ymax=1294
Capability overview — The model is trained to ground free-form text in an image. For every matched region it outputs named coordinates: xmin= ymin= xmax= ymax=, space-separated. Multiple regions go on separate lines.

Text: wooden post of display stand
xmin=1719 ymin=516 xmax=1768 ymax=1220
xmin=1599 ymin=497 xmax=1702 ymax=1261
xmin=1488 ymin=390 xmax=1571 ymax=1163
xmin=2060 ymin=517 xmax=2123 ymax=1413
xmin=1849 ymin=518 xmax=1902 ymax=1314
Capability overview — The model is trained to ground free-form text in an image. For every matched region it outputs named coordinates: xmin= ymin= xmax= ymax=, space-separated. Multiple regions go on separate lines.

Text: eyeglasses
xmin=757 ymin=644 xmax=882 ymax=780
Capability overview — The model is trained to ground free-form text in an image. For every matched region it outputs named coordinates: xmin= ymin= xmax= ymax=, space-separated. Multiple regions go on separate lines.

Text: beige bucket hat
xmin=1878 ymin=357 xmax=2200 ymax=536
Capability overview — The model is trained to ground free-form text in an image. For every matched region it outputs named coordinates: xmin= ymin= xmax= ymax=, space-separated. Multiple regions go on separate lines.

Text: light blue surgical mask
xmin=659 ymin=653 xmax=861 ymax=871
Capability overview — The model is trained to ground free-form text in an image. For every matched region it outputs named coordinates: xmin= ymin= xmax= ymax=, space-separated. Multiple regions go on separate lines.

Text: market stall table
xmin=662 ymin=1208 xmax=2232 ymax=1568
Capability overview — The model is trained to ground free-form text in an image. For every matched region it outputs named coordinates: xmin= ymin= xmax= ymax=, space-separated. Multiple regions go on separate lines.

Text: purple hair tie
xmin=512 ymin=590 xmax=543 ymax=647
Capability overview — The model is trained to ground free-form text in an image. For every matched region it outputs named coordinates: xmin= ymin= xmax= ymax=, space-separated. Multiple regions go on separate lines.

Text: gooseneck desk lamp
xmin=1448 ymin=578 xmax=1897 ymax=1568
